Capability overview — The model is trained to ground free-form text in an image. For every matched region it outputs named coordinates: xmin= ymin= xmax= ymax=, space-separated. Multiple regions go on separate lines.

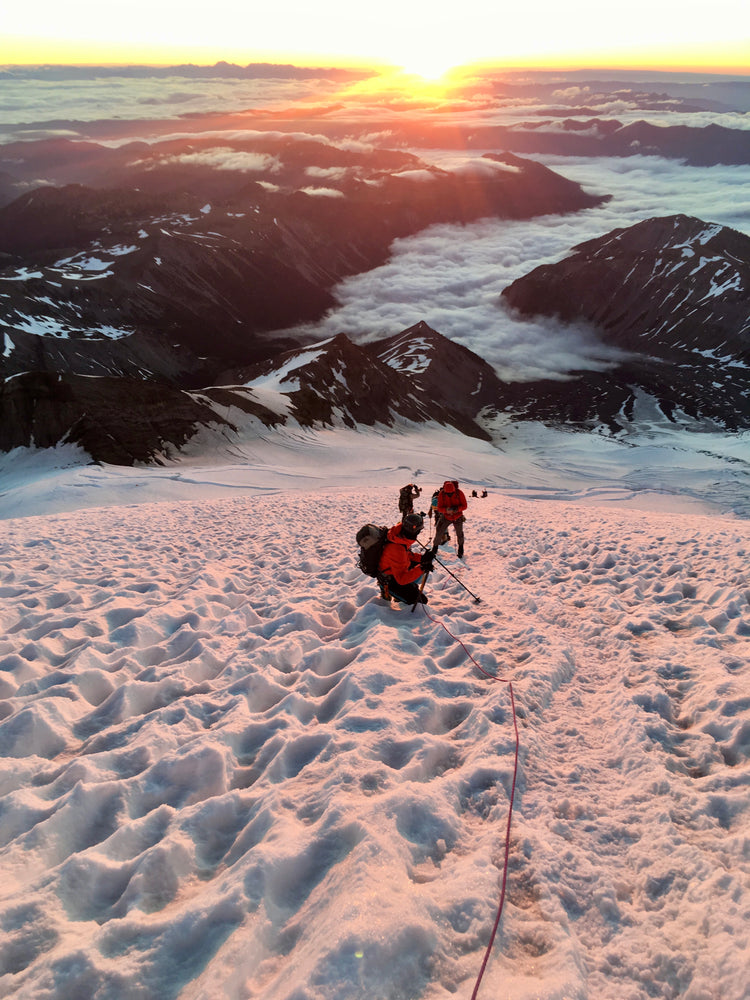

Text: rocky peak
xmin=366 ymin=321 xmax=506 ymax=419
xmin=502 ymin=214 xmax=750 ymax=358
xmin=230 ymin=329 xmax=491 ymax=439
xmin=498 ymin=214 xmax=750 ymax=432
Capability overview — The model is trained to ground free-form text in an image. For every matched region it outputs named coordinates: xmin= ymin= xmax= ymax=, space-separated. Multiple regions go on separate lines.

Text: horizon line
xmin=2 ymin=58 xmax=750 ymax=77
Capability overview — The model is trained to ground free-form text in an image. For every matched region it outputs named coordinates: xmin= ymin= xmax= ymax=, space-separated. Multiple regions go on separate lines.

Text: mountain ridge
xmin=0 ymin=145 xmax=605 ymax=387
xmin=1 ymin=214 xmax=749 ymax=464
xmin=499 ymin=213 xmax=750 ymax=431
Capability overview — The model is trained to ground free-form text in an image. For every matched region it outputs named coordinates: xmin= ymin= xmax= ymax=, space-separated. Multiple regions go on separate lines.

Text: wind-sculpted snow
xmin=0 ymin=489 xmax=749 ymax=999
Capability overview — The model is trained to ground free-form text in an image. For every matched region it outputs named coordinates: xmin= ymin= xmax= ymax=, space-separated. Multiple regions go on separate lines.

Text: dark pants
xmin=382 ymin=575 xmax=428 ymax=604
xmin=434 ymin=514 xmax=464 ymax=548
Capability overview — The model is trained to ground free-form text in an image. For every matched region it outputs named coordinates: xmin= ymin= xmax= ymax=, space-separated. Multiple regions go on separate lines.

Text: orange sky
xmin=2 ymin=0 xmax=748 ymax=75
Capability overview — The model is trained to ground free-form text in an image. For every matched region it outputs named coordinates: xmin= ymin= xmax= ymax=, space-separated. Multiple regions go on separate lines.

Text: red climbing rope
xmin=420 ymin=604 xmax=520 ymax=999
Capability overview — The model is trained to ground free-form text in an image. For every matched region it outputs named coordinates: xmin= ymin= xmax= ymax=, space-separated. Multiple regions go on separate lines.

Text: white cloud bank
xmin=279 ymin=154 xmax=750 ymax=380
xmin=148 ymin=148 xmax=283 ymax=172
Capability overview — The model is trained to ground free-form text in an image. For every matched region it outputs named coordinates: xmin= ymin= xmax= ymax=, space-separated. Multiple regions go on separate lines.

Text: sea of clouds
xmin=279 ymin=152 xmax=750 ymax=380
xmin=0 ymin=74 xmax=346 ymax=131
xmin=2 ymin=67 xmax=749 ymax=383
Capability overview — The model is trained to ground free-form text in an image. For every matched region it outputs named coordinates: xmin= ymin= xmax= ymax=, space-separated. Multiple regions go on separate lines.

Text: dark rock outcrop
xmin=0 ymin=329 xmax=495 ymax=464
xmin=502 ymin=214 xmax=750 ymax=357
xmin=382 ymin=119 xmax=750 ymax=168
xmin=0 ymin=373 xmax=235 ymax=465
xmin=227 ymin=330 xmax=493 ymax=440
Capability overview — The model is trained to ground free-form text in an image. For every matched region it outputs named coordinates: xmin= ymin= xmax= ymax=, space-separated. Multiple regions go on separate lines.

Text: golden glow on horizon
xmin=396 ymin=58 xmax=456 ymax=83
xmin=1 ymin=0 xmax=748 ymax=76
xmin=2 ymin=42 xmax=748 ymax=79
xmin=4 ymin=38 xmax=748 ymax=78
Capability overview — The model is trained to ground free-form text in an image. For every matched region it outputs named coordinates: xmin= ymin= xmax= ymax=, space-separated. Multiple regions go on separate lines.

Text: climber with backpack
xmin=356 ymin=511 xmax=481 ymax=606
xmin=378 ymin=512 xmax=433 ymax=604
xmin=356 ymin=514 xmax=432 ymax=605
xmin=434 ymin=479 xmax=468 ymax=558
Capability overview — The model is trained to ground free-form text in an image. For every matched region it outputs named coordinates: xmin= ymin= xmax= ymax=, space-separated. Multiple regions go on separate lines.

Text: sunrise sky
xmin=2 ymin=0 xmax=749 ymax=76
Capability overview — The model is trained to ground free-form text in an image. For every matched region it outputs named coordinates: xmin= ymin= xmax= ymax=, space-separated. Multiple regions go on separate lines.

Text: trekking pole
xmin=417 ymin=541 xmax=482 ymax=604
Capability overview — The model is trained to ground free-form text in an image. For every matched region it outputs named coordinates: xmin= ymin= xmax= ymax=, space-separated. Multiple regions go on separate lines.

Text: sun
xmin=398 ymin=56 xmax=457 ymax=82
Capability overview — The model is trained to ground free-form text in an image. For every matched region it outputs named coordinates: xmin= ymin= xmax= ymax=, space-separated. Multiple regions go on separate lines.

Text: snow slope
xmin=1 ymin=429 xmax=749 ymax=999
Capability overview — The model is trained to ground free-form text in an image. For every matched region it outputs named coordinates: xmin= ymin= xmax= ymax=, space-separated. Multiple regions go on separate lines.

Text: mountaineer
xmin=433 ymin=480 xmax=468 ymax=558
xmin=398 ymin=483 xmax=422 ymax=518
xmin=378 ymin=513 xmax=433 ymax=605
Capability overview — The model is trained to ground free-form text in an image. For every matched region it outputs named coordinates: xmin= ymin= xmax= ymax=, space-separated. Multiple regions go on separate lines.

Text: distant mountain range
xmin=380 ymin=119 xmax=750 ymax=168
xmin=0 ymin=62 xmax=371 ymax=83
xmin=0 ymin=142 xmax=603 ymax=384
xmin=3 ymin=63 xmax=748 ymax=113
xmin=0 ymin=140 xmax=607 ymax=468
xmin=1 ymin=211 xmax=748 ymax=464
xmin=0 ymin=101 xmax=748 ymax=473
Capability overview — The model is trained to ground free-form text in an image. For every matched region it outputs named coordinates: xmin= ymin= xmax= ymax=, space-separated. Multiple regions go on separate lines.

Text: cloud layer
xmin=3 ymin=67 xmax=749 ymax=382
xmin=281 ymin=155 xmax=750 ymax=380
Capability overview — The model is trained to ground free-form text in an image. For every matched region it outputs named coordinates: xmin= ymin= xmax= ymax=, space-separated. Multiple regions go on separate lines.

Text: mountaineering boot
xmin=457 ymin=544 xmax=464 ymax=559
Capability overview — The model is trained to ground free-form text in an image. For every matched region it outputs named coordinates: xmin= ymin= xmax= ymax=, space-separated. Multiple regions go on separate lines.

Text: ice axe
xmin=411 ymin=539 xmax=435 ymax=614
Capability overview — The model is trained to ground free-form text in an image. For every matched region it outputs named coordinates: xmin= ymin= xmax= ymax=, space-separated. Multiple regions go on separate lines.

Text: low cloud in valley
xmin=281 ymin=155 xmax=750 ymax=380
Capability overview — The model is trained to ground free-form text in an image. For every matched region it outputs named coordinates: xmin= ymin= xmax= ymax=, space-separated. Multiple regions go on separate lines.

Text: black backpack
xmin=356 ymin=524 xmax=388 ymax=578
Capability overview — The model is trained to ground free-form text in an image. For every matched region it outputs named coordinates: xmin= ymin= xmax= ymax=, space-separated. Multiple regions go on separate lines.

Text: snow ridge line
xmin=419 ymin=602 xmax=520 ymax=999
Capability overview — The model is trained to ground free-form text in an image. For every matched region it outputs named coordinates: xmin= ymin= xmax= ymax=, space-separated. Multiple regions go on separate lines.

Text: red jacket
xmin=378 ymin=524 xmax=423 ymax=584
xmin=437 ymin=483 xmax=467 ymax=522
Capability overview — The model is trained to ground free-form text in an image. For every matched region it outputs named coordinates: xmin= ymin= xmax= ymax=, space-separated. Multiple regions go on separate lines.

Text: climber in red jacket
xmin=434 ymin=479 xmax=467 ymax=558
xmin=378 ymin=513 xmax=433 ymax=604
